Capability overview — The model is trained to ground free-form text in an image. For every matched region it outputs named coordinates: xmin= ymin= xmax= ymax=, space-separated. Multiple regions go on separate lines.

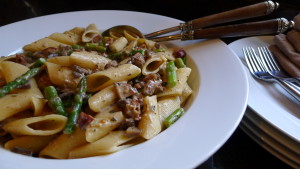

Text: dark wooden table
xmin=1 ymin=0 xmax=299 ymax=168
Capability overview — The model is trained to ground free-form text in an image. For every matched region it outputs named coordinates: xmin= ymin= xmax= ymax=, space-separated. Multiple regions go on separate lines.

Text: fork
xmin=243 ymin=47 xmax=300 ymax=102
xmin=257 ymin=46 xmax=300 ymax=85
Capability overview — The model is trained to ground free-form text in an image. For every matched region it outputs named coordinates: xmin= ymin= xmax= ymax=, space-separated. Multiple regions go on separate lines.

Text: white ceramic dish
xmin=241 ymin=115 xmax=300 ymax=168
xmin=239 ymin=122 xmax=299 ymax=169
xmin=0 ymin=10 xmax=248 ymax=169
xmin=245 ymin=108 xmax=300 ymax=155
xmin=228 ymin=36 xmax=300 ymax=142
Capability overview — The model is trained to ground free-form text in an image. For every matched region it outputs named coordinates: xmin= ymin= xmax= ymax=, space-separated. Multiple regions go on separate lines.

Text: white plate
xmin=245 ymin=108 xmax=300 ymax=155
xmin=0 ymin=10 xmax=248 ymax=169
xmin=228 ymin=36 xmax=300 ymax=142
xmin=239 ymin=122 xmax=300 ymax=169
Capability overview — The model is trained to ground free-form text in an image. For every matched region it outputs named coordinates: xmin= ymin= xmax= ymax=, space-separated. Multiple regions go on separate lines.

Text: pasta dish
xmin=0 ymin=24 xmax=192 ymax=159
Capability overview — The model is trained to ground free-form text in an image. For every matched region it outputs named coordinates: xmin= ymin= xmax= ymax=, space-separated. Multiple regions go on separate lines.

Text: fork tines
xmin=243 ymin=47 xmax=265 ymax=73
xmin=257 ymin=47 xmax=280 ymax=73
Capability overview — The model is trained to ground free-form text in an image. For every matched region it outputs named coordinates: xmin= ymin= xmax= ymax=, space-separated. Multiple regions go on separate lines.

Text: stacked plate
xmin=228 ymin=36 xmax=300 ymax=169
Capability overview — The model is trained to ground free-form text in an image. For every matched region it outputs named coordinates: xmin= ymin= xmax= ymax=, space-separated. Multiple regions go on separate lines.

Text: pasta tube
xmin=180 ymin=83 xmax=192 ymax=105
xmin=142 ymin=55 xmax=167 ymax=75
xmin=23 ymin=37 xmax=66 ymax=52
xmin=69 ymin=131 xmax=135 ymax=158
xmin=124 ymin=30 xmax=140 ymax=41
xmin=158 ymin=67 xmax=191 ymax=97
xmin=158 ymin=96 xmax=181 ymax=127
xmin=70 ymin=51 xmax=111 ymax=70
xmin=3 ymin=114 xmax=67 ymax=136
xmin=82 ymin=24 xmax=100 ymax=42
xmin=88 ymin=85 xmax=117 ymax=112
xmin=47 ymin=56 xmax=72 ymax=66
xmin=138 ymin=95 xmax=161 ymax=139
xmin=87 ymin=64 xmax=141 ymax=92
xmin=109 ymin=37 xmax=128 ymax=52
xmin=4 ymin=135 xmax=56 ymax=154
xmin=85 ymin=111 xmax=124 ymax=142
xmin=39 ymin=127 xmax=86 ymax=159
xmin=45 ymin=62 xmax=78 ymax=88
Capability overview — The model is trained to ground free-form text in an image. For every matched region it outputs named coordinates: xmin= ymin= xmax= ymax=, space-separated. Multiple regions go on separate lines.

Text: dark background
xmin=1 ymin=0 xmax=300 ymax=27
xmin=0 ymin=0 xmax=299 ymax=168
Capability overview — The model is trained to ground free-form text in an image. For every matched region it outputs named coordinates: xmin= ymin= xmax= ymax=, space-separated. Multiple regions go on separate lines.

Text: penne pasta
xmin=23 ymin=37 xmax=66 ymax=52
xmin=88 ymin=85 xmax=118 ymax=112
xmin=158 ymin=67 xmax=191 ymax=98
xmin=31 ymin=97 xmax=47 ymax=116
xmin=45 ymin=62 xmax=79 ymax=88
xmin=142 ymin=55 xmax=167 ymax=75
xmin=180 ymin=83 xmax=193 ymax=105
xmin=65 ymin=27 xmax=85 ymax=36
xmin=138 ymin=39 xmax=156 ymax=49
xmin=3 ymin=114 xmax=67 ymax=136
xmin=39 ymin=127 xmax=86 ymax=159
xmin=70 ymin=51 xmax=111 ymax=70
xmin=47 ymin=56 xmax=72 ymax=67
xmin=122 ymin=39 xmax=138 ymax=54
xmin=156 ymin=48 xmax=175 ymax=61
xmin=69 ymin=131 xmax=136 ymax=158
xmin=123 ymin=30 xmax=140 ymax=41
xmin=0 ymin=23 xmax=193 ymax=159
xmin=82 ymin=24 xmax=100 ymax=42
xmin=138 ymin=95 xmax=161 ymax=139
xmin=86 ymin=64 xmax=141 ymax=92
xmin=0 ymin=61 xmax=29 ymax=82
xmin=157 ymin=96 xmax=181 ymax=127
xmin=85 ymin=111 xmax=124 ymax=142
xmin=49 ymin=32 xmax=78 ymax=45
xmin=108 ymin=31 xmax=123 ymax=39
xmin=109 ymin=37 xmax=128 ymax=52
xmin=4 ymin=135 xmax=56 ymax=154
xmin=0 ymin=93 xmax=32 ymax=121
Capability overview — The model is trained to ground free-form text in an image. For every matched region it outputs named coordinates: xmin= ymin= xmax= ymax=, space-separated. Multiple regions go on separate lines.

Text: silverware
xmin=102 ymin=1 xmax=281 ymax=42
xmin=149 ymin=18 xmax=293 ymax=42
xmin=145 ymin=1 xmax=279 ymax=38
xmin=243 ymin=47 xmax=300 ymax=102
xmin=257 ymin=46 xmax=300 ymax=85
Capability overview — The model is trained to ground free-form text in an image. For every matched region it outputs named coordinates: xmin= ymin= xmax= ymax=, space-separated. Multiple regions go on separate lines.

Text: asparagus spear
xmin=164 ymin=108 xmax=184 ymax=128
xmin=0 ymin=67 xmax=41 ymax=97
xmin=174 ymin=58 xmax=186 ymax=68
xmin=44 ymin=86 xmax=67 ymax=116
xmin=30 ymin=58 xmax=46 ymax=68
xmin=63 ymin=77 xmax=87 ymax=134
xmin=166 ymin=61 xmax=177 ymax=88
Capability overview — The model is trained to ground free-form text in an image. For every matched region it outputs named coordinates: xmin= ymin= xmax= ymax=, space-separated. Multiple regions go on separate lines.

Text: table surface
xmin=1 ymin=0 xmax=299 ymax=168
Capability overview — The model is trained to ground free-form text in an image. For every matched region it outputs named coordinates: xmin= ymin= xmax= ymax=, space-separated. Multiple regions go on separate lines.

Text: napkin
xmin=269 ymin=45 xmax=300 ymax=78
xmin=268 ymin=14 xmax=300 ymax=78
xmin=294 ymin=14 xmax=300 ymax=31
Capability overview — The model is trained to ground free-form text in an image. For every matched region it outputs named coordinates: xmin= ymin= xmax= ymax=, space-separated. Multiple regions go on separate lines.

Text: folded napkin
xmin=294 ymin=14 xmax=300 ymax=31
xmin=287 ymin=30 xmax=300 ymax=53
xmin=269 ymin=45 xmax=300 ymax=78
xmin=268 ymin=14 xmax=300 ymax=78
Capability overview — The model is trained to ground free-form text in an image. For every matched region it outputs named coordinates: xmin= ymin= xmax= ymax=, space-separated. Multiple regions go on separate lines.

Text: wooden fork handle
xmin=189 ymin=18 xmax=291 ymax=40
xmin=188 ymin=1 xmax=278 ymax=30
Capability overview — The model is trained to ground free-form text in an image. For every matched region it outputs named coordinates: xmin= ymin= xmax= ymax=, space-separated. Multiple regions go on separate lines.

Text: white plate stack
xmin=229 ymin=36 xmax=300 ymax=169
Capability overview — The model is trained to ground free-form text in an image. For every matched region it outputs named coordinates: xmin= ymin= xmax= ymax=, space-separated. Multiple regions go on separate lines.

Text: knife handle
xmin=186 ymin=1 xmax=278 ymax=31
xmin=189 ymin=18 xmax=291 ymax=40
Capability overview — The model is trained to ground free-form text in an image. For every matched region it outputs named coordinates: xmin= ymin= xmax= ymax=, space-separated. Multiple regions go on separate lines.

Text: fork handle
xmin=277 ymin=79 xmax=300 ymax=102
xmin=190 ymin=18 xmax=291 ymax=40
xmin=189 ymin=1 xmax=278 ymax=30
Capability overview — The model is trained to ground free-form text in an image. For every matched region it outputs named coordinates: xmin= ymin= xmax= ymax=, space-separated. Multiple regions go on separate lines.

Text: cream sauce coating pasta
xmin=0 ymin=23 xmax=193 ymax=159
